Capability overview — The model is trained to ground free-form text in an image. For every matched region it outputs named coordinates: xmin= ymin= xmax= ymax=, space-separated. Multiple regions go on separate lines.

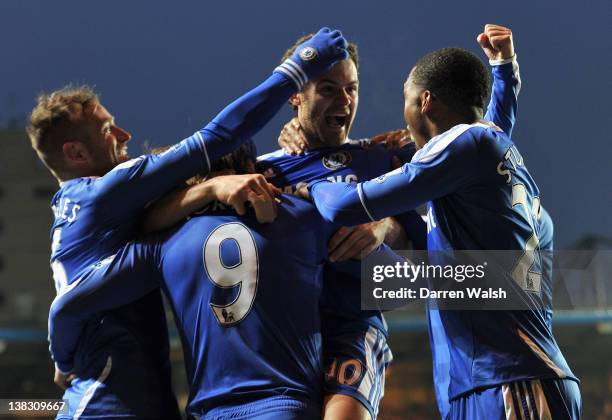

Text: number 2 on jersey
xmin=203 ymin=223 xmax=259 ymax=326
xmin=511 ymin=184 xmax=542 ymax=293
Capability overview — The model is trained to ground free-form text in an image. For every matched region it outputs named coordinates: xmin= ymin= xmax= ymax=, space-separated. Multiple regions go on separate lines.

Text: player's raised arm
xmin=201 ymin=27 xmax=348 ymax=158
xmin=478 ymin=24 xmax=521 ymax=136
xmin=92 ymin=27 xmax=348 ymax=220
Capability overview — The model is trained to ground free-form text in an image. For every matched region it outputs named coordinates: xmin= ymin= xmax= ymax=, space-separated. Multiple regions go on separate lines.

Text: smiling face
xmin=292 ymin=59 xmax=359 ymax=148
xmin=82 ymin=102 xmax=132 ymax=176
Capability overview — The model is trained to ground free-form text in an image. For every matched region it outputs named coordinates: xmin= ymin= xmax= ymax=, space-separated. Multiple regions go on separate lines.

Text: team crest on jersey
xmin=322 ymin=151 xmax=352 ymax=170
xmin=299 ymin=47 xmax=317 ymax=61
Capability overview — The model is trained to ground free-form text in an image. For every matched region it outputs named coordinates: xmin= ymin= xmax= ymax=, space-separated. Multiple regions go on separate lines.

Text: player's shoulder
xmin=56 ymin=176 xmax=97 ymax=199
xmin=275 ymin=194 xmax=335 ymax=245
xmin=256 ymin=148 xmax=288 ymax=164
xmin=275 ymin=194 xmax=329 ymax=227
xmin=277 ymin=194 xmax=319 ymax=217
xmin=105 ymin=155 xmax=148 ymax=175
xmin=411 ymin=122 xmax=498 ymax=164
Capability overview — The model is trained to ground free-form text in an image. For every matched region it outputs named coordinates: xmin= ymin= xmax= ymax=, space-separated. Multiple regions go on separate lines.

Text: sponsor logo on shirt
xmin=322 ymin=151 xmax=352 ymax=170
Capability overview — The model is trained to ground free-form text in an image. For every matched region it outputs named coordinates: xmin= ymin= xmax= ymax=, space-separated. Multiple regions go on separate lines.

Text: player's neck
xmin=303 ymin=134 xmax=346 ymax=150
xmin=431 ymin=109 xmax=481 ymax=138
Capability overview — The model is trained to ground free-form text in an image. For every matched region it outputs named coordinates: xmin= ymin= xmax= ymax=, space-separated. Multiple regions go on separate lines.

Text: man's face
xmin=403 ymin=70 xmax=427 ymax=149
xmin=294 ymin=59 xmax=358 ymax=147
xmin=83 ymin=102 xmax=131 ymax=176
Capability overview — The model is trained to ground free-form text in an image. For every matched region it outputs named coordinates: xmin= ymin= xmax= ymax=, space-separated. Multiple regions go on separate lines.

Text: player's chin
xmin=321 ymin=128 xmax=347 ymax=146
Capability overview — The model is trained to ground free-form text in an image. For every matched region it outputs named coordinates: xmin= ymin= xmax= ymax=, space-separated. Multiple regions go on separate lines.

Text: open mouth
xmin=325 ymin=115 xmax=347 ymax=128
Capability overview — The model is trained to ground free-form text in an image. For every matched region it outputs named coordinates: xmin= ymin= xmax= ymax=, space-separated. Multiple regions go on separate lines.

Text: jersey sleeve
xmin=309 ymin=129 xmax=483 ymax=226
xmin=485 ymin=57 xmax=521 ymax=136
xmin=92 ymin=136 xmax=211 ymax=221
xmin=393 ymin=210 xmax=427 ymax=250
xmin=92 ymin=72 xmax=297 ymax=222
xmin=201 ymin=73 xmax=296 ymax=160
xmin=48 ymin=240 xmax=162 ymax=373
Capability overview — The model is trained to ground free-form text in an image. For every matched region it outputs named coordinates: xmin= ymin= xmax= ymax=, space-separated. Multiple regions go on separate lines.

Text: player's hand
xmin=294 ymin=184 xmax=310 ymax=200
xmin=477 ymin=24 xmax=515 ymax=61
xmin=275 ymin=27 xmax=348 ymax=90
xmin=368 ymin=128 xmax=413 ymax=169
xmin=208 ymin=174 xmax=282 ymax=223
xmin=328 ymin=220 xmax=388 ymax=262
xmin=279 ymin=117 xmax=308 ymax=155
xmin=368 ymin=128 xmax=413 ymax=150
xmin=54 ymin=367 xmax=76 ymax=390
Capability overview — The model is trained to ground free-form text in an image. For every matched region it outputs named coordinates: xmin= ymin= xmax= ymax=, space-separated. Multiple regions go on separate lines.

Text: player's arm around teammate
xmin=276 ymin=121 xmax=412 ymax=261
xmin=141 ymin=173 xmax=282 ymax=231
xmin=46 ymin=27 xmax=350 ymax=382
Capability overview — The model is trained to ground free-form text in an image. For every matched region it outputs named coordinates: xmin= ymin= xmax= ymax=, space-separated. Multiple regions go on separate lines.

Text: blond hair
xmin=27 ymin=85 xmax=99 ymax=178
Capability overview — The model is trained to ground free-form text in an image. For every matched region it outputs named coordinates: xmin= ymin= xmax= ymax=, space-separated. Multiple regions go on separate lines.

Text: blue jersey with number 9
xmin=150 ymin=195 xmax=335 ymax=417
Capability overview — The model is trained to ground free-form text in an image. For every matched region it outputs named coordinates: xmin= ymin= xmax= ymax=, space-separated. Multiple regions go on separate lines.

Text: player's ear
xmin=420 ymin=90 xmax=433 ymax=114
xmin=289 ymin=93 xmax=301 ymax=108
xmin=63 ymin=141 xmax=89 ymax=164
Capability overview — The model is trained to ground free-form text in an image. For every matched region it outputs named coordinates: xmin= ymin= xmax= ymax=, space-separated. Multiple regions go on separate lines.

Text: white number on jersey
xmin=51 ymin=228 xmax=68 ymax=293
xmin=511 ymin=183 xmax=542 ymax=293
xmin=203 ymin=223 xmax=259 ymax=326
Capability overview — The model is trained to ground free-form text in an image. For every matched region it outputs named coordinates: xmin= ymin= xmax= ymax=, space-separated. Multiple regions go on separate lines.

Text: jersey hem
xmin=449 ymin=374 xmax=580 ymax=401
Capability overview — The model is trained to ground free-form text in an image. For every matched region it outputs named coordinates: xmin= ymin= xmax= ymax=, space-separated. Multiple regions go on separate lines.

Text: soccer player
xmin=256 ymin=24 xmax=521 ymax=419
xmin=48 ymin=141 xmax=411 ymax=418
xmin=30 ymin=27 xmax=348 ymax=419
xmin=305 ymin=46 xmax=581 ymax=419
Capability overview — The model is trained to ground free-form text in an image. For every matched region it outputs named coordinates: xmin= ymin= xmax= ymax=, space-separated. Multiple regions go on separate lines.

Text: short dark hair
xmin=410 ymin=47 xmax=490 ymax=113
xmin=209 ymin=139 xmax=257 ymax=175
xmin=281 ymin=34 xmax=359 ymax=75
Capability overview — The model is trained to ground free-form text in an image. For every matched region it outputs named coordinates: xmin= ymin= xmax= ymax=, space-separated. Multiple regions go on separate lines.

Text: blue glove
xmin=274 ymin=27 xmax=348 ymax=90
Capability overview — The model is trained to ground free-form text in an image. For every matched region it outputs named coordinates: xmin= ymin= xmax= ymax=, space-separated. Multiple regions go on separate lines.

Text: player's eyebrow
xmin=100 ymin=116 xmax=115 ymax=129
xmin=318 ymin=78 xmax=359 ymax=86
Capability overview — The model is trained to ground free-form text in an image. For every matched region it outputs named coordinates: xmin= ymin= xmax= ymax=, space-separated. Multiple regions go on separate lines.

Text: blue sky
xmin=2 ymin=0 xmax=610 ymax=246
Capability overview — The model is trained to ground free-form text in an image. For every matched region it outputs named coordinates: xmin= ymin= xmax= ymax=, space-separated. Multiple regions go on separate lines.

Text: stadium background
xmin=0 ymin=1 xmax=610 ymax=418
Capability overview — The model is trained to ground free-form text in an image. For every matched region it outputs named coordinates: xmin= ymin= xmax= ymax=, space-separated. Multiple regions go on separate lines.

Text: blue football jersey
xmin=256 ymin=61 xmax=520 ymax=338
xmin=48 ymin=195 xmax=410 ymax=418
xmin=49 ymin=68 xmax=308 ymax=374
xmin=46 ymin=69 xmax=326 ymax=418
xmin=309 ymin=122 xmax=578 ymax=403
xmin=257 ymin=141 xmax=406 ymax=335
xmin=48 ymin=135 xmax=211 ymax=418
xmin=149 ymin=195 xmax=335 ymax=416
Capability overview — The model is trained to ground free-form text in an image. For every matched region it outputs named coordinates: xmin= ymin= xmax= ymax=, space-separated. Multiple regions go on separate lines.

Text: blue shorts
xmin=323 ymin=324 xmax=393 ymax=419
xmin=448 ymin=378 xmax=581 ymax=420
xmin=197 ymin=396 xmax=321 ymax=420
